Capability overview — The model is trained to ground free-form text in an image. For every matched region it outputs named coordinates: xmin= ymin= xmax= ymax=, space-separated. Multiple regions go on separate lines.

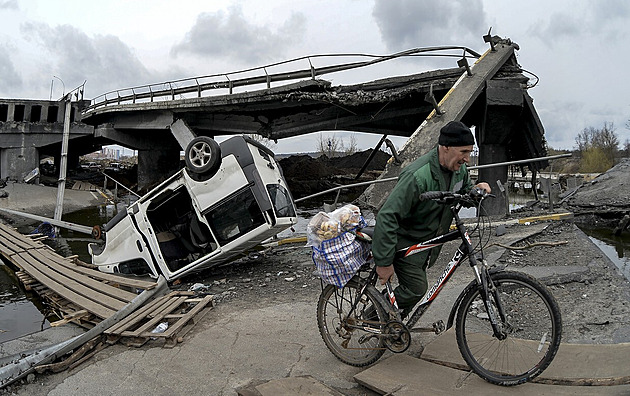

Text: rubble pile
xmin=563 ymin=158 xmax=630 ymax=224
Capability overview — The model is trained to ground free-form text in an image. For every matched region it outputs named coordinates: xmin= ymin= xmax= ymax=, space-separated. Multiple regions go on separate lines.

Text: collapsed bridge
xmin=0 ymin=34 xmax=547 ymax=214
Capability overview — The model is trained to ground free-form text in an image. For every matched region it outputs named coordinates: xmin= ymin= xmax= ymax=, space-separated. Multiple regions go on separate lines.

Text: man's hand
xmin=475 ymin=182 xmax=491 ymax=194
xmin=376 ymin=265 xmax=395 ymax=285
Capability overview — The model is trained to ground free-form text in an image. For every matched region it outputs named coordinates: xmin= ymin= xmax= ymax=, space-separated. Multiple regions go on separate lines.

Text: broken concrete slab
xmin=421 ymin=329 xmax=630 ymax=383
xmin=354 ymin=353 xmax=630 ymax=395
xmin=236 ymin=375 xmax=344 ymax=396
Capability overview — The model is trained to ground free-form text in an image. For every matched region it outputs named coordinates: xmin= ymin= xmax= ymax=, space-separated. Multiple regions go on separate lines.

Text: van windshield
xmin=206 ymin=187 xmax=265 ymax=245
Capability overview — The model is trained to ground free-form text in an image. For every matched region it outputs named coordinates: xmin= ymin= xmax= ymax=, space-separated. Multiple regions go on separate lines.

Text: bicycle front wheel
xmin=317 ymin=279 xmax=388 ymax=367
xmin=455 ymin=271 xmax=562 ymax=385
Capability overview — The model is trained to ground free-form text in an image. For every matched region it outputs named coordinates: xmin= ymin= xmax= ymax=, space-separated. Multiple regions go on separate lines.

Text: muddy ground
xmin=2 ymin=214 xmax=628 ymax=395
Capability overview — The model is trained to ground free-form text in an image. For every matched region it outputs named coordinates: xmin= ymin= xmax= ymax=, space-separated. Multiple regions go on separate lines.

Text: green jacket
xmin=373 ymin=146 xmax=472 ymax=268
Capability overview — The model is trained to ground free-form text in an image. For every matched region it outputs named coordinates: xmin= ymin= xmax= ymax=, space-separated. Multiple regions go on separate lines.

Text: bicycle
xmin=316 ymin=189 xmax=562 ymax=386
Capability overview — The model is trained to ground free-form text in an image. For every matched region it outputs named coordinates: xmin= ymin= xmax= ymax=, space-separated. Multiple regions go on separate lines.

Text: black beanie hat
xmin=438 ymin=121 xmax=475 ymax=146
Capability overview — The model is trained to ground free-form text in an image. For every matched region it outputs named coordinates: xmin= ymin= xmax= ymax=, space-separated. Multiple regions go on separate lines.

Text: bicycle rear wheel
xmin=455 ymin=271 xmax=562 ymax=385
xmin=317 ymin=279 xmax=388 ymax=367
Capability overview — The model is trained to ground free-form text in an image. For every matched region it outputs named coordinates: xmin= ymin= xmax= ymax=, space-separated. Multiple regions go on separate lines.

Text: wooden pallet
xmin=104 ymin=291 xmax=214 ymax=348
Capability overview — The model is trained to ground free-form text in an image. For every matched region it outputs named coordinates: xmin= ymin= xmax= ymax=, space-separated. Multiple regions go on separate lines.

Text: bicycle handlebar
xmin=419 ymin=187 xmax=492 ymax=204
xmin=419 ymin=191 xmax=448 ymax=201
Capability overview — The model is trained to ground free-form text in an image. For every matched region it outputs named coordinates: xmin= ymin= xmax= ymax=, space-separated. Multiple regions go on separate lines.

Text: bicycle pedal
xmin=432 ymin=320 xmax=445 ymax=334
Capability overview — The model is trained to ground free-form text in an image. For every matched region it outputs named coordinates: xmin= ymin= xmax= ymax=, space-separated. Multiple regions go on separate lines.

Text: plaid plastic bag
xmin=312 ymin=229 xmax=371 ymax=287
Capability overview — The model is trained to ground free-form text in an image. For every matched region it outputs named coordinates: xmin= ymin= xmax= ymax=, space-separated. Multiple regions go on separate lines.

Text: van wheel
xmin=185 ymin=137 xmax=222 ymax=177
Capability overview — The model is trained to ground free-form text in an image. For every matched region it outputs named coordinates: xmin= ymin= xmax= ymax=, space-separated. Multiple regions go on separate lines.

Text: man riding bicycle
xmin=373 ymin=121 xmax=491 ymax=318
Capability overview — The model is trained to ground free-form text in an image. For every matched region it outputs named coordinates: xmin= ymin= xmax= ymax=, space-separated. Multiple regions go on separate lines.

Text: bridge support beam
xmin=137 ymin=148 xmax=181 ymax=193
xmin=478 ymin=145 xmax=509 ymax=216
xmin=170 ymin=119 xmax=197 ymax=150
xmin=1 ymin=147 xmax=39 ymax=182
xmin=477 ymin=80 xmax=526 ymax=216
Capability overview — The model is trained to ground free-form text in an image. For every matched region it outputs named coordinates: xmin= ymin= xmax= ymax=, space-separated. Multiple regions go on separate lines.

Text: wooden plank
xmin=0 ymin=223 xmax=156 ymax=290
xmin=0 ymin=223 xmax=41 ymax=249
xmin=10 ymin=253 xmax=115 ymax=319
xmin=160 ymin=295 xmax=213 ymax=338
xmin=164 ymin=305 xmax=213 ymax=348
xmin=50 ymin=310 xmax=90 ymax=327
xmin=105 ymin=293 xmax=174 ymax=334
xmin=423 ymin=330 xmax=630 ymax=383
xmin=0 ymin=233 xmax=26 ymax=257
xmin=27 ymin=249 xmax=137 ymax=302
xmin=16 ymin=252 xmax=127 ymax=311
xmin=35 ymin=248 xmax=157 ymax=290
xmin=122 ymin=296 xmax=189 ymax=337
xmin=518 ymin=212 xmax=573 ymax=224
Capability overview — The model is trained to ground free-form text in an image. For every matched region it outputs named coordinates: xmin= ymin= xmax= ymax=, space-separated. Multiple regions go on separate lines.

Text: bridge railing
xmin=83 ymin=46 xmax=481 ymax=114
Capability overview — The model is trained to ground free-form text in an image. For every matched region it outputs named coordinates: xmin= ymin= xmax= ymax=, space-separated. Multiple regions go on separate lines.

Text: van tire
xmin=185 ymin=137 xmax=222 ymax=178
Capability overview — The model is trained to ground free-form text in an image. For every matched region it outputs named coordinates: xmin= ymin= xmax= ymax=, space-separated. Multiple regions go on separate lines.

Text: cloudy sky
xmin=1 ymin=0 xmax=629 ymax=153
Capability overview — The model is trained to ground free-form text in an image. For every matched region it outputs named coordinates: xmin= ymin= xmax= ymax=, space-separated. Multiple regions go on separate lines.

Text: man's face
xmin=441 ymin=145 xmax=473 ymax=171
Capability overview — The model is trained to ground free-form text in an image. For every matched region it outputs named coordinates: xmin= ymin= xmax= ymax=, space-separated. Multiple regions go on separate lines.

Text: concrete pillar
xmin=6 ymin=103 xmax=15 ymax=122
xmin=1 ymin=146 xmax=39 ymax=181
xmin=478 ymin=144 xmax=509 ymax=216
xmin=137 ymin=148 xmax=181 ymax=193
xmin=24 ymin=104 xmax=31 ymax=122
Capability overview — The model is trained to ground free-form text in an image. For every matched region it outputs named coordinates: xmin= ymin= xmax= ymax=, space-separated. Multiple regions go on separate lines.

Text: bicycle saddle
xmin=356 ymin=226 xmax=374 ymax=242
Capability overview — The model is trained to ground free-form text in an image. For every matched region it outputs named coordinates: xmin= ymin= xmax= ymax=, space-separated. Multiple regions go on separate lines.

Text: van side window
xmin=267 ymin=184 xmax=296 ymax=218
xmin=206 ymin=187 xmax=265 ymax=244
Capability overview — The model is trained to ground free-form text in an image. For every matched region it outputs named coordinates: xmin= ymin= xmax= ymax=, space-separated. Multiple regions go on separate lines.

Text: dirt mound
xmin=279 ymin=155 xmax=336 ymax=180
xmin=278 ymin=149 xmax=390 ymax=200
xmin=328 ymin=149 xmax=390 ymax=171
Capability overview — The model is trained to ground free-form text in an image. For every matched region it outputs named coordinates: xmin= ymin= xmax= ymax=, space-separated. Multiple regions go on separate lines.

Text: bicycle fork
xmin=474 ymin=262 xmax=509 ymax=340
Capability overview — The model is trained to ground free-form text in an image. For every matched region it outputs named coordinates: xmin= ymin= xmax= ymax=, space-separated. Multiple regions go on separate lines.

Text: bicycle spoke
xmin=317 ymin=280 xmax=388 ymax=366
xmin=456 ymin=271 xmax=562 ymax=385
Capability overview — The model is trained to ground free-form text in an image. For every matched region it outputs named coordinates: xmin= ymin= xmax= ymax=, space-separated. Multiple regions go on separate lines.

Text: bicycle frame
xmin=383 ymin=201 xmax=485 ymax=331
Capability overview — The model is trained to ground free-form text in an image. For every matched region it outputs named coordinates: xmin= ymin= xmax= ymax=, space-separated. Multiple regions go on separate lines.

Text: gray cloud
xmin=0 ymin=0 xmax=18 ymax=10
xmin=20 ymin=22 xmax=154 ymax=97
xmin=171 ymin=6 xmax=306 ymax=64
xmin=592 ymin=0 xmax=630 ymax=21
xmin=372 ymin=0 xmax=487 ymax=51
xmin=529 ymin=0 xmax=630 ymax=45
xmin=0 ymin=45 xmax=22 ymax=92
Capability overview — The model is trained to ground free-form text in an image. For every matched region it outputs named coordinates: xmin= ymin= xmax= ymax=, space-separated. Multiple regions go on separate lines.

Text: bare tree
xmin=343 ymin=134 xmax=358 ymax=156
xmin=597 ymin=122 xmax=618 ymax=164
xmin=316 ymin=133 xmax=342 ymax=157
xmin=574 ymin=127 xmax=593 ymax=154
xmin=574 ymin=122 xmax=619 ymax=171
xmin=246 ymin=134 xmax=276 ymax=150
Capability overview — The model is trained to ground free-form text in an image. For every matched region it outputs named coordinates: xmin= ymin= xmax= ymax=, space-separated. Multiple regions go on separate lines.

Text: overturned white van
xmin=88 ymin=135 xmax=297 ymax=281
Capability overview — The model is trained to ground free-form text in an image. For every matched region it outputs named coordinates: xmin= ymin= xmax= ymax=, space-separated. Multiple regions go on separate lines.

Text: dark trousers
xmin=392 ymin=250 xmax=430 ymax=316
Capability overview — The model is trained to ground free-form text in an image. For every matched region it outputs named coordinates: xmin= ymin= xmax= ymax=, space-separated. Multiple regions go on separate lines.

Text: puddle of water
xmin=0 ymin=264 xmax=50 ymax=343
xmin=578 ymin=225 xmax=630 ymax=281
